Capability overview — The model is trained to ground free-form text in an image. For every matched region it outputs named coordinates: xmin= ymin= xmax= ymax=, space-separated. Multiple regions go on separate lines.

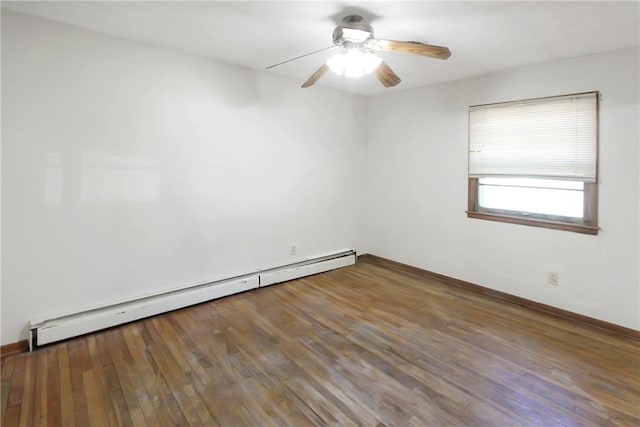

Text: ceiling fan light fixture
xmin=362 ymin=51 xmax=383 ymax=73
xmin=326 ymin=49 xmax=382 ymax=78
xmin=326 ymin=52 xmax=346 ymax=75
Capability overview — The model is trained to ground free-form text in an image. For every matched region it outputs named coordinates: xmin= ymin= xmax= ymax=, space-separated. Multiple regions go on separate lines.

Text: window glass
xmin=478 ymin=178 xmax=583 ymax=219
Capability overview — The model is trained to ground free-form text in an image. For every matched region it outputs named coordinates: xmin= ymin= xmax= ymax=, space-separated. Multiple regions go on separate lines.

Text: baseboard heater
xmin=29 ymin=249 xmax=356 ymax=349
xmin=259 ymin=250 xmax=356 ymax=287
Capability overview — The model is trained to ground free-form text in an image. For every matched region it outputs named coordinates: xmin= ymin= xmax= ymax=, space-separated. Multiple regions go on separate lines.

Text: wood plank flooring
xmin=2 ymin=257 xmax=639 ymax=426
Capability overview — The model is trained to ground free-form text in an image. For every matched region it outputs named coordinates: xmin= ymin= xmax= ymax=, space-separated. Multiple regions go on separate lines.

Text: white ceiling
xmin=3 ymin=1 xmax=639 ymax=96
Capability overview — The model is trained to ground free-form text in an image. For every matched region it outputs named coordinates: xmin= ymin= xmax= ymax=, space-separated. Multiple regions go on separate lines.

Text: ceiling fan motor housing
xmin=333 ymin=15 xmax=374 ymax=46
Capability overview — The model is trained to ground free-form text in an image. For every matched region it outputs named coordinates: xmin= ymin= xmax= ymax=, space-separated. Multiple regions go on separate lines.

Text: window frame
xmin=466 ymin=91 xmax=599 ymax=235
xmin=467 ymin=179 xmax=598 ymax=234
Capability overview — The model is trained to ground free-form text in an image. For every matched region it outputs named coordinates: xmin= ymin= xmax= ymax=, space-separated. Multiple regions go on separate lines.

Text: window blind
xmin=468 ymin=92 xmax=598 ymax=182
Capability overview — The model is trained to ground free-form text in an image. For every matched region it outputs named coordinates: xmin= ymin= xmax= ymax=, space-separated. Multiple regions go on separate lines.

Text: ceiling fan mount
xmin=266 ymin=15 xmax=451 ymax=89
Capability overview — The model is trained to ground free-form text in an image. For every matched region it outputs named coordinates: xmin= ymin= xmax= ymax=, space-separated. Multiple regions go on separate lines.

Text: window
xmin=467 ymin=92 xmax=598 ymax=235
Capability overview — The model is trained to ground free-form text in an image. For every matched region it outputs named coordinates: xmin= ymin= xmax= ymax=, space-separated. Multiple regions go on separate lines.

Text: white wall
xmin=367 ymin=47 xmax=640 ymax=330
xmin=1 ymin=11 xmax=368 ymax=344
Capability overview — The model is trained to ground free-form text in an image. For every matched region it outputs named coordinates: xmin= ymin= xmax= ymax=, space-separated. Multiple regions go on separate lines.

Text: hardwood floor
xmin=2 ymin=257 xmax=639 ymax=426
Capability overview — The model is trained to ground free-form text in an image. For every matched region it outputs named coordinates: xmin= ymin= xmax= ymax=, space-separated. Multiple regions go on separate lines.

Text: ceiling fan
xmin=266 ymin=15 xmax=451 ymax=88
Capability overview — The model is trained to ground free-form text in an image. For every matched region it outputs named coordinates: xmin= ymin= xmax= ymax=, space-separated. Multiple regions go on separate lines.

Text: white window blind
xmin=469 ymin=92 xmax=598 ymax=182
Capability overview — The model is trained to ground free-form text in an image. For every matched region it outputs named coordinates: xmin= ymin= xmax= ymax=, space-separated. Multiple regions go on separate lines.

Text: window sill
xmin=466 ymin=211 xmax=598 ymax=235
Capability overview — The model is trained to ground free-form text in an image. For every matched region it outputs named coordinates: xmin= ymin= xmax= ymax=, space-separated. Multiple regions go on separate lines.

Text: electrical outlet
xmin=547 ymin=272 xmax=559 ymax=286
xmin=290 ymin=245 xmax=296 ymax=256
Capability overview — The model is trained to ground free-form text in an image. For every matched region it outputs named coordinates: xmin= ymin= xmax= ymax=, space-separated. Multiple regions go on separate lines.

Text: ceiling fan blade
xmin=301 ymin=63 xmax=330 ymax=88
xmin=372 ymin=39 xmax=451 ymax=60
xmin=374 ymin=61 xmax=401 ymax=88
xmin=266 ymin=46 xmax=337 ymax=70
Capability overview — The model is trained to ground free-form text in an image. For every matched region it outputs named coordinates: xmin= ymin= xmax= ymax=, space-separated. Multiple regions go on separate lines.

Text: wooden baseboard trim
xmin=1 ymin=340 xmax=29 ymax=360
xmin=358 ymin=254 xmax=640 ymax=342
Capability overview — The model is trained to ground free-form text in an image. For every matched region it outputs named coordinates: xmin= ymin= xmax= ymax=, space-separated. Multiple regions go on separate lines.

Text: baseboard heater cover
xmin=29 ymin=249 xmax=356 ymax=349
xmin=30 ymin=275 xmax=259 ymax=349
xmin=260 ymin=251 xmax=356 ymax=287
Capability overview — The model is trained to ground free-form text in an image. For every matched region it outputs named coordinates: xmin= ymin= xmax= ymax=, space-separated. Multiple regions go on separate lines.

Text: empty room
xmin=1 ymin=1 xmax=639 ymax=426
